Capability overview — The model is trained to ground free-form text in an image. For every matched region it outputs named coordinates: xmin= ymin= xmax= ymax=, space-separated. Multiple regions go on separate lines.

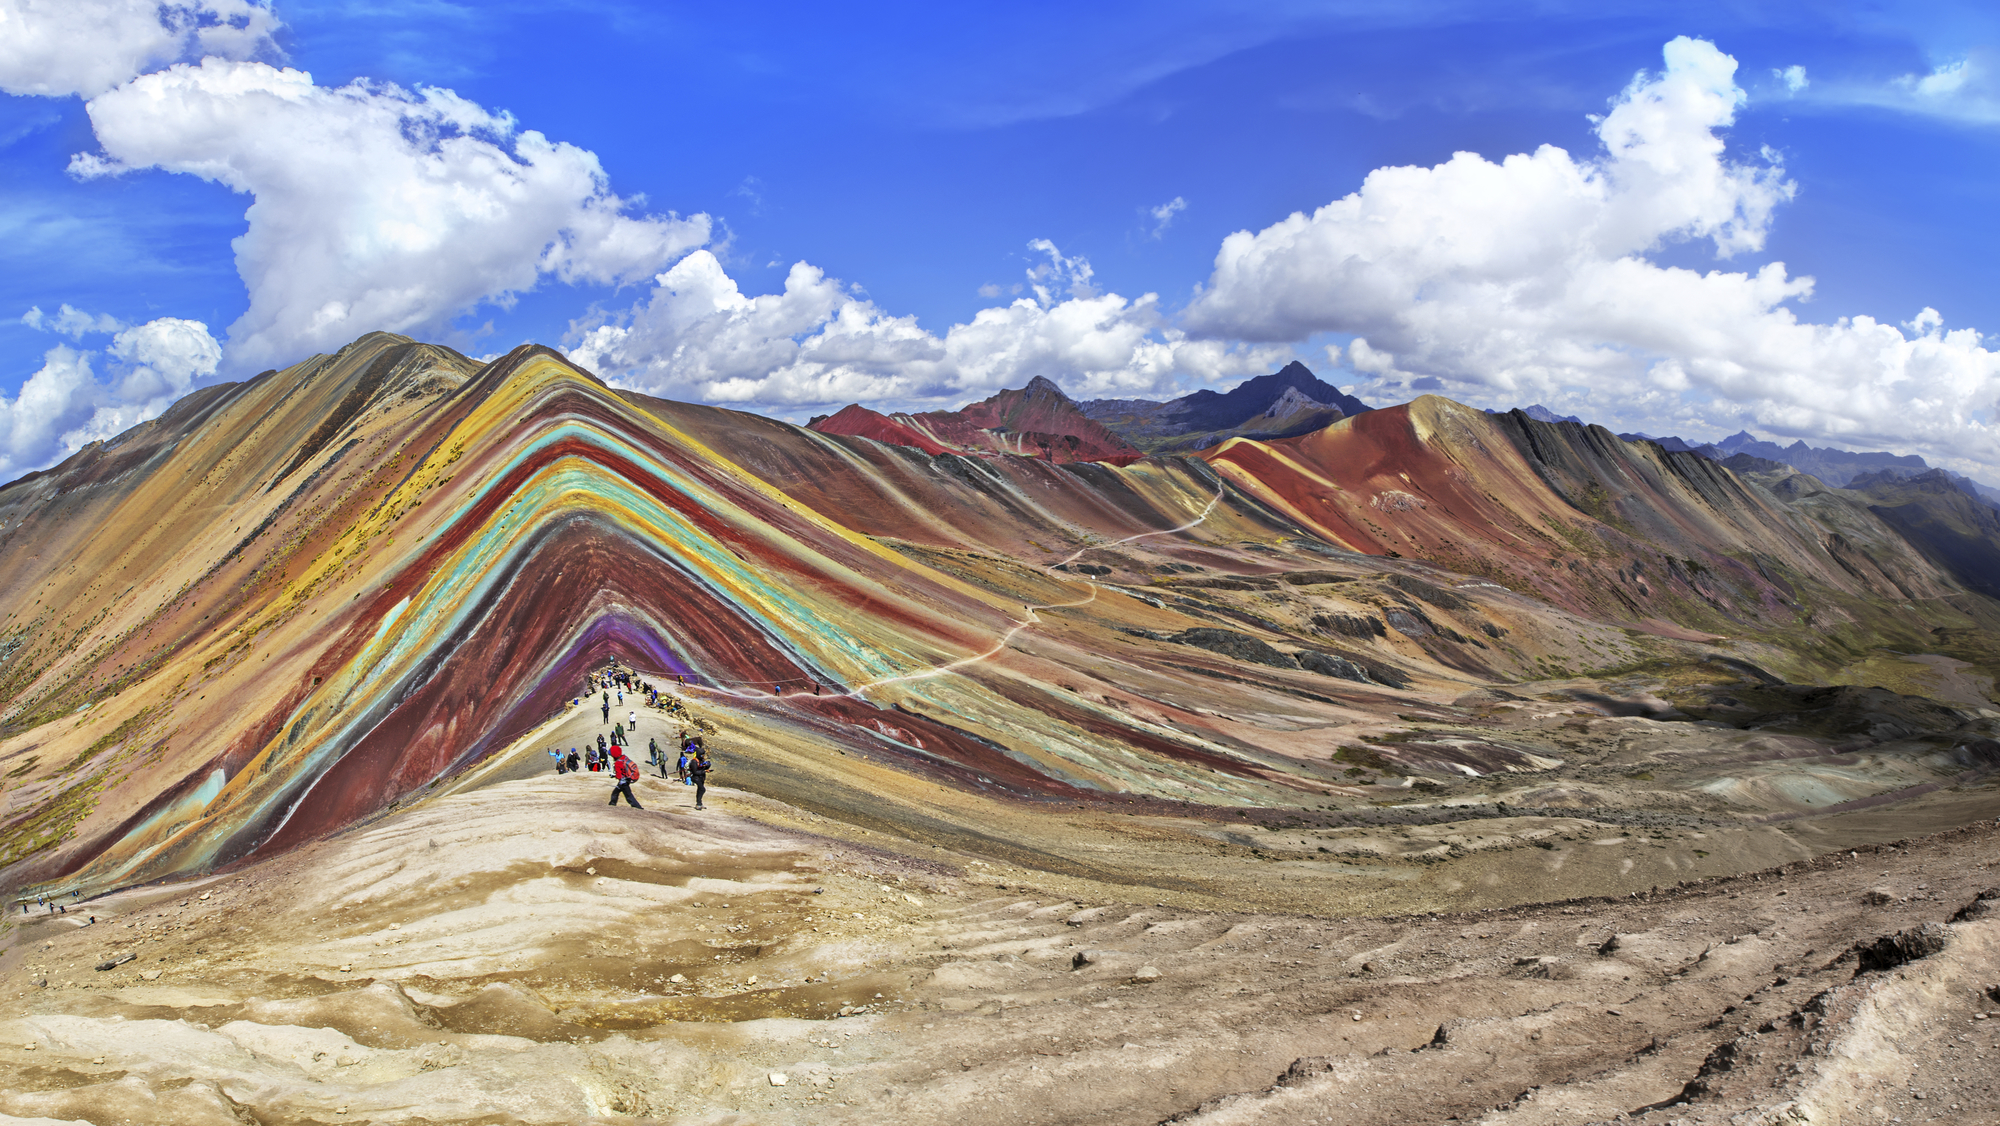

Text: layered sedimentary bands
xmin=5 ymin=332 xmax=2000 ymax=1123
xmin=2 ymin=332 xmax=1998 ymax=900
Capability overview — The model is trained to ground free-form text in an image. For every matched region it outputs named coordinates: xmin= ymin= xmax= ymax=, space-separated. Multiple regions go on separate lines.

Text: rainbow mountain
xmin=2 ymin=332 xmax=1996 ymax=898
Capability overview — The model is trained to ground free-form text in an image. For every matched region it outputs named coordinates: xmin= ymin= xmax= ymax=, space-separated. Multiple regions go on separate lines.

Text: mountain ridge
xmin=1077 ymin=360 xmax=1372 ymax=452
xmin=2 ymin=335 xmax=1998 ymax=911
xmin=808 ymin=373 xmax=1141 ymax=463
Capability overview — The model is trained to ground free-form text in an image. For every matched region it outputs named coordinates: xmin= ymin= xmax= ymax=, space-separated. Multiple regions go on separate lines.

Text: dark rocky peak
xmin=1172 ymin=361 xmax=1369 ymax=430
xmin=1519 ymin=404 xmax=1583 ymax=425
xmin=1262 ymin=384 xmax=1338 ymax=418
xmin=1720 ymin=452 xmax=1789 ymax=475
xmin=1021 ymin=374 xmax=1070 ymax=400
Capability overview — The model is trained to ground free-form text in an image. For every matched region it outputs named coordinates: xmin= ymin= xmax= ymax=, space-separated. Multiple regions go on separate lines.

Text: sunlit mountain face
xmin=4 ymin=330 xmax=1995 ymax=899
xmin=4 ymin=333 xmax=2000 ymax=1124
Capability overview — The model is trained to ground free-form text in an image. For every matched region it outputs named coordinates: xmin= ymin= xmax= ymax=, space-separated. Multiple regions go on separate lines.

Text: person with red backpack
xmin=608 ymin=749 xmax=643 ymax=808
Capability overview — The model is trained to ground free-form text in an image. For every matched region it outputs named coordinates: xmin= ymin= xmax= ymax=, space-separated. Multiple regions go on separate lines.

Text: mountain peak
xmin=1023 ymin=374 xmax=1068 ymax=399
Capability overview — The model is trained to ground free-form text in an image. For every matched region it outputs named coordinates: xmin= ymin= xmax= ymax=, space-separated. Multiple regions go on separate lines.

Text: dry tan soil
xmin=3 ymin=712 xmax=1998 ymax=1126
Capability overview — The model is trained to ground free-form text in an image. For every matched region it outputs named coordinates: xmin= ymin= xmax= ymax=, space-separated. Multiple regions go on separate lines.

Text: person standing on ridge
xmin=687 ymin=748 xmax=712 ymax=810
xmin=608 ymin=749 xmax=643 ymax=808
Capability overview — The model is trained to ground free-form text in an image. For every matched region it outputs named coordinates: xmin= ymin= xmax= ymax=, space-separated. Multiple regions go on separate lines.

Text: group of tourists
xmin=551 ymin=660 xmax=715 ymax=811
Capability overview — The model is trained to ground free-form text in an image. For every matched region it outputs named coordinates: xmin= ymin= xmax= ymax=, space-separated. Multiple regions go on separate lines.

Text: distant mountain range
xmin=1489 ymin=404 xmax=1582 ymax=426
xmin=810 ymin=361 xmax=1374 ymax=460
xmin=1079 ymin=361 xmax=1372 ymax=452
xmin=1611 ymin=427 xmax=2000 ymax=507
xmin=808 ymin=375 xmax=1143 ymax=463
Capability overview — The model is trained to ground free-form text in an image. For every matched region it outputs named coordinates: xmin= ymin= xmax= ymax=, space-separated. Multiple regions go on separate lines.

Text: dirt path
xmin=2 ymin=759 xmax=1996 ymax=1124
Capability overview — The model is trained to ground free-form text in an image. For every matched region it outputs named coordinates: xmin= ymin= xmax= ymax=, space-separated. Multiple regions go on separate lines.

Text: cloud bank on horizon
xmin=1 ymin=0 xmax=1996 ymax=483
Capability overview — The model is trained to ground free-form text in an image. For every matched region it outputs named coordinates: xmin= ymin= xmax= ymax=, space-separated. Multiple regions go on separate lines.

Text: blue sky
xmin=3 ymin=0 xmax=1999 ymax=481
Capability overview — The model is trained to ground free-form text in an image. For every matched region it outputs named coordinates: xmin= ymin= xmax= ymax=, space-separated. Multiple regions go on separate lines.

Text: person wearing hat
xmin=608 ymin=748 xmax=643 ymax=808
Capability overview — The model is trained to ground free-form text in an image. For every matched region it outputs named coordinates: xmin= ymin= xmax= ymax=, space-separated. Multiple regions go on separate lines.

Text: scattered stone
xmin=1072 ymin=949 xmax=1109 ymax=969
xmin=1417 ymin=1024 xmax=1449 ymax=1051
xmin=1862 ymin=888 xmax=1895 ymax=906
xmin=140 ymin=970 xmax=161 ymax=981
xmin=1167 ymin=628 xmax=1297 ymax=669
xmin=669 ymin=974 xmax=685 ymax=983
xmin=95 ymin=952 xmax=136 ymax=971
xmin=21 ymin=1043 xmax=36 ymax=1051
xmin=1596 ymin=935 xmax=1621 ymax=956
xmin=1855 ymin=922 xmax=1950 ymax=974
xmin=1951 ymin=889 xmax=1997 ymax=921
xmin=1297 ymin=650 xmax=1371 ymax=683
xmin=770 ymin=1073 xmax=789 ymax=1086
xmin=1132 ymin=966 xmax=1162 ymax=983
xmin=1278 ymin=1057 xmax=1337 ymax=1086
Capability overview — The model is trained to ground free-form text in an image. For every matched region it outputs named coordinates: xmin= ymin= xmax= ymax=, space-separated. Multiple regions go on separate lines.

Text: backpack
xmin=614 ymin=756 xmax=638 ymax=782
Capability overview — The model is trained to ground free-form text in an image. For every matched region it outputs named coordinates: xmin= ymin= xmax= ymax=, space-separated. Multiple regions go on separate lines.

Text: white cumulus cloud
xmin=0 ymin=0 xmax=280 ymax=98
xmin=22 ymin=303 xmax=124 ymax=338
xmin=71 ymin=58 xmax=712 ymax=372
xmin=3 ymin=313 xmax=222 ymax=480
xmin=1148 ymin=195 xmax=1188 ymax=237
xmin=1182 ymin=36 xmax=2000 ymax=476
xmin=570 ymin=244 xmax=1286 ymax=412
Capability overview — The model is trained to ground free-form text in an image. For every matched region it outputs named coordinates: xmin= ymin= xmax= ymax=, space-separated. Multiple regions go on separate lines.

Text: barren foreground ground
xmin=3 ymin=692 xmax=1999 ymax=1126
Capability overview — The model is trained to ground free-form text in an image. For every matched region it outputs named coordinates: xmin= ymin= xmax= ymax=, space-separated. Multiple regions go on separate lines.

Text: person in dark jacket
xmin=687 ymin=748 xmax=712 ymax=810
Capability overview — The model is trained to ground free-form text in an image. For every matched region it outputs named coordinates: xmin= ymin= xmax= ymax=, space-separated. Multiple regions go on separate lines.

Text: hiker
xmin=687 ymin=747 xmax=712 ymax=810
xmin=608 ymin=749 xmax=643 ymax=808
xmin=628 ymin=709 xmax=637 ymax=729
xmin=566 ymin=748 xmax=581 ymax=772
xmin=552 ymin=749 xmax=567 ymax=774
xmin=612 ymin=722 xmax=625 ymax=747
